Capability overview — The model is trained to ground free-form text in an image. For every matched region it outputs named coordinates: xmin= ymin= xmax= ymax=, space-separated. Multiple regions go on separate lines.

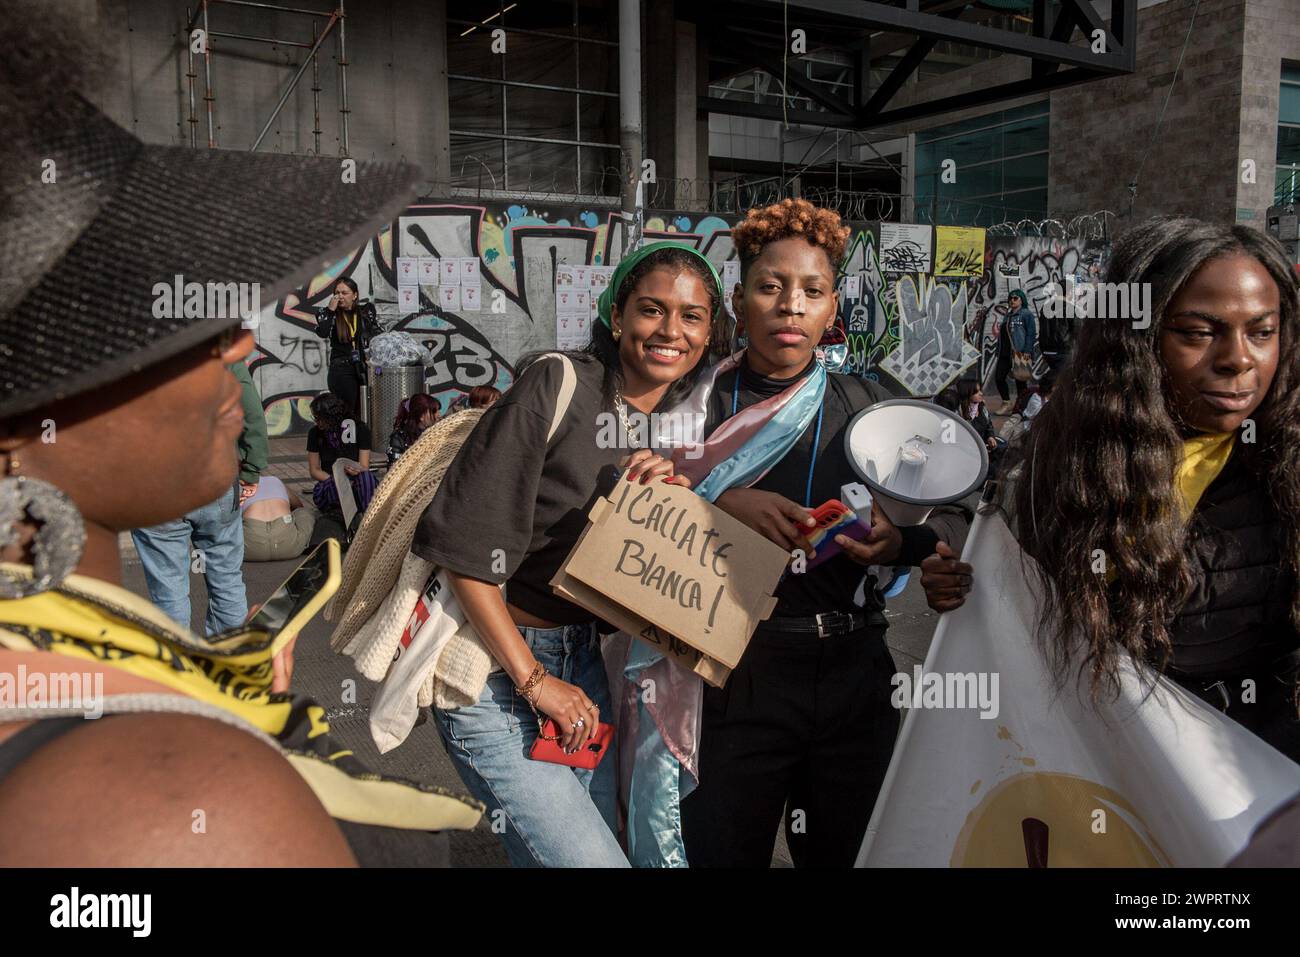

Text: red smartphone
xmin=529 ymin=719 xmax=615 ymax=770
xmin=804 ymin=498 xmax=871 ymax=569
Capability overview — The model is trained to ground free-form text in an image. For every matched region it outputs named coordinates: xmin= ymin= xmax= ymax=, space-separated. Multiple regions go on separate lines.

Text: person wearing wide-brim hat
xmin=0 ymin=13 xmax=481 ymax=864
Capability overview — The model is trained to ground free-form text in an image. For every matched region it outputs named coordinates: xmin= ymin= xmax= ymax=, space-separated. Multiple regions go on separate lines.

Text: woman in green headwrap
xmin=411 ymin=241 xmax=722 ymax=866
xmin=991 ymin=288 xmax=1039 ymax=412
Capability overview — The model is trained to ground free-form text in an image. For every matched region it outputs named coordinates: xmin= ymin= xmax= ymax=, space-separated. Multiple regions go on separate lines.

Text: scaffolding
xmin=183 ymin=0 xmax=350 ymax=154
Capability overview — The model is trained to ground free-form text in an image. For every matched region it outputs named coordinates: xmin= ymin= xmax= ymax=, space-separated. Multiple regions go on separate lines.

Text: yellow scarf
xmin=1176 ymin=431 xmax=1236 ymax=518
xmin=0 ymin=566 xmax=482 ymax=831
xmin=1101 ymin=432 xmax=1235 ymax=584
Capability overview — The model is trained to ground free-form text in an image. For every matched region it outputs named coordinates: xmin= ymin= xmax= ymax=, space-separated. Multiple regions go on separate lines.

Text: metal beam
xmin=858 ymin=35 xmax=937 ymax=121
xmin=698 ymin=96 xmax=858 ymax=127
xmin=1060 ymin=0 xmax=1111 ymax=48
xmin=856 ymin=4 xmax=965 ymax=122
xmin=1111 ymin=0 xmax=1136 ymax=49
xmin=867 ymin=67 xmax=1099 ymax=127
xmin=1033 ymin=0 xmax=1078 ymax=78
xmin=747 ymin=0 xmax=1129 ymax=72
xmin=723 ymin=36 xmax=857 ymax=115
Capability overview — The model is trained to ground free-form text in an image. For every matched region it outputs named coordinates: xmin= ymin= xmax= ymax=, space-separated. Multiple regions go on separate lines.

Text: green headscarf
xmin=596 ymin=240 xmax=723 ymax=329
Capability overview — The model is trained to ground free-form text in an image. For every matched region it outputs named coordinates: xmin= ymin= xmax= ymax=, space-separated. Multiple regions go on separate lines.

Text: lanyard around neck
xmin=731 ymin=371 xmax=824 ymax=508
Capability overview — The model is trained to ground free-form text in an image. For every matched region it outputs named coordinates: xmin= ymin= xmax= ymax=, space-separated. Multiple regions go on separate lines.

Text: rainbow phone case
xmin=805 ymin=499 xmax=871 ymax=569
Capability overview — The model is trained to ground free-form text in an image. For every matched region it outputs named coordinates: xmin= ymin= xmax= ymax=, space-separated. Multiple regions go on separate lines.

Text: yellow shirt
xmin=1101 ymin=432 xmax=1236 ymax=583
xmin=1176 ymin=431 xmax=1236 ymax=519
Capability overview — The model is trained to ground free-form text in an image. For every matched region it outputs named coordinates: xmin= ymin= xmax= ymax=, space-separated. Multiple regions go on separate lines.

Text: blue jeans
xmin=131 ymin=483 xmax=248 ymax=635
xmin=434 ymin=622 xmax=628 ymax=868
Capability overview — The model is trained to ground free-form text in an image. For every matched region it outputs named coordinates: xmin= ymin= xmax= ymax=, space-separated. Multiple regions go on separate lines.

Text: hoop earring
xmin=0 ymin=462 xmax=86 ymax=599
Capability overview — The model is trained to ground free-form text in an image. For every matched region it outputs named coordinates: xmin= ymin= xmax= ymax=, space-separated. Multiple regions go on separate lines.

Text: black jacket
xmin=966 ymin=405 xmax=995 ymax=444
xmin=314 ymin=301 xmax=381 ymax=365
xmin=703 ymin=359 xmax=972 ymax=619
xmin=1167 ymin=444 xmax=1299 ymax=679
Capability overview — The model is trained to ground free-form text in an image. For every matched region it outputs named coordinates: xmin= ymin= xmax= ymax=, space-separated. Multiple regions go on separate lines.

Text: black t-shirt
xmin=307 ymin=421 xmax=372 ymax=475
xmin=703 ymin=355 xmax=947 ymax=618
xmin=412 ymin=356 xmax=626 ymax=624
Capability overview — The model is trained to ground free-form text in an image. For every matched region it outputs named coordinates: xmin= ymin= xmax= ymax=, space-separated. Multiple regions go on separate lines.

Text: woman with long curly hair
xmin=923 ymin=216 xmax=1300 ymax=760
xmin=675 ymin=199 xmax=972 ymax=867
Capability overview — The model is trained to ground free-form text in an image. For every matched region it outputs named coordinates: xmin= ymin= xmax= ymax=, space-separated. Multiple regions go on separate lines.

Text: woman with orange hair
xmin=675 ymin=199 xmax=972 ymax=867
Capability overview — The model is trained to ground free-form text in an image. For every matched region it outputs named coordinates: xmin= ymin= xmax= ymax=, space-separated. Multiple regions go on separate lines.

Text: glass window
xmin=913 ymin=104 xmax=1049 ymax=226
xmin=1281 ymin=83 xmax=1300 ymax=126
xmin=446 ymin=0 xmax=619 ymax=196
xmin=1276 ymin=66 xmax=1300 ymax=204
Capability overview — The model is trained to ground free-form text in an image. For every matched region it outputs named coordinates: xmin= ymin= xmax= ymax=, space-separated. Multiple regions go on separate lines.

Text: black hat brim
xmin=2 ymin=143 xmax=419 ymax=420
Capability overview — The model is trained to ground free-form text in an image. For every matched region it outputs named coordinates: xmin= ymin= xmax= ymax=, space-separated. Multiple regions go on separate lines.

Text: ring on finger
xmin=574 ymin=717 xmax=586 ymax=729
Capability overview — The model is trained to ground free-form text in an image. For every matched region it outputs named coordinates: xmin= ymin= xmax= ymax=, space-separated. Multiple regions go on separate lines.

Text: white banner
xmin=859 ymin=512 xmax=1300 ymax=867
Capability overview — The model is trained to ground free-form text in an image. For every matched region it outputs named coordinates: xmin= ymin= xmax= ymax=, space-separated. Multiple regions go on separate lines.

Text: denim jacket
xmin=1005 ymin=307 xmax=1038 ymax=354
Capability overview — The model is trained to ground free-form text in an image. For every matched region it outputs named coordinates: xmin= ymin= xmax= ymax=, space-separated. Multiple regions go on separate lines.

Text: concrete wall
xmin=90 ymin=0 xmax=450 ymax=182
xmin=644 ymin=10 xmax=707 ymax=207
xmin=1050 ymin=0 xmax=1247 ymax=223
xmin=1237 ymin=0 xmax=1300 ymax=223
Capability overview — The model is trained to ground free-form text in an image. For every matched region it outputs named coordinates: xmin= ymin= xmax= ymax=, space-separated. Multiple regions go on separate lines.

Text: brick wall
xmin=1049 ymin=0 xmax=1248 ymax=223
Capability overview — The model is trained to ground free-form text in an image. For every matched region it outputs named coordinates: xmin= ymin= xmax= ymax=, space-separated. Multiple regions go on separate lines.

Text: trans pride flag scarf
xmin=617 ymin=350 xmax=827 ymax=867
xmin=659 ymin=351 xmax=827 ymax=500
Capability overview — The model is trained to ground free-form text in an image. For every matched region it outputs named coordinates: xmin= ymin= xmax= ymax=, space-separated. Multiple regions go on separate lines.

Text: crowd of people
xmin=2 ymin=13 xmax=1299 ymax=869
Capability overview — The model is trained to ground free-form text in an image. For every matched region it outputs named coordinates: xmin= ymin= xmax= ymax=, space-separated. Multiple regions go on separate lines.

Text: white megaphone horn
xmin=843 ymin=398 xmax=989 ymax=526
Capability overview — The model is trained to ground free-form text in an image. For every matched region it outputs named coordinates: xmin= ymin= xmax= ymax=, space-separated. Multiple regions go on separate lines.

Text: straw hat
xmin=327 ymin=407 xmax=485 ymax=650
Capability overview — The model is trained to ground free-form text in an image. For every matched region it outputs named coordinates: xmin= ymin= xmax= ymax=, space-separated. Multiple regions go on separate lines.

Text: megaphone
xmin=843 ymin=398 xmax=988 ymax=526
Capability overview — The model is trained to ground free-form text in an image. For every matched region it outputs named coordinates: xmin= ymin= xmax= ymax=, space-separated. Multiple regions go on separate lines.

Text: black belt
xmin=756 ymin=611 xmax=869 ymax=638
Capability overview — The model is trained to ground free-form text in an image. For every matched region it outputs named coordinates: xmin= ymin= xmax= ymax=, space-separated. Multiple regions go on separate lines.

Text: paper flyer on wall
xmin=934 ymin=226 xmax=986 ymax=277
xmin=459 ymin=257 xmax=481 ymax=285
xmin=397 ymin=284 xmax=420 ymax=315
xmin=879 ymin=222 xmax=933 ymax=273
xmin=395 ymin=256 xmax=418 ymax=285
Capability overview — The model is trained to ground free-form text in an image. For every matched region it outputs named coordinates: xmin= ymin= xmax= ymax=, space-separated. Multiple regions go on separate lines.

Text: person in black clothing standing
xmin=679 ymin=199 xmax=972 ymax=868
xmin=314 ymin=277 xmax=381 ymax=414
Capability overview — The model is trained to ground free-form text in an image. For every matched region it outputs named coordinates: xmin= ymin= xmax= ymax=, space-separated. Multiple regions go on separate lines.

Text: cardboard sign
xmin=553 ymin=478 xmax=788 ymax=671
xmin=552 ymin=565 xmax=732 ymax=688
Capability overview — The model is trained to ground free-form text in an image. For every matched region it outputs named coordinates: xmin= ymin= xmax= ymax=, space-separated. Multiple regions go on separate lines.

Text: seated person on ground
xmin=240 ymin=474 xmax=316 ymax=562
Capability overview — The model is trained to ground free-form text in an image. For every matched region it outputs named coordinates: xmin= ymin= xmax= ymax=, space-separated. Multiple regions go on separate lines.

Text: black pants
xmin=993 ymin=348 xmax=1018 ymax=402
xmin=327 ymin=360 xmax=364 ymax=417
xmin=681 ymin=623 xmax=900 ymax=868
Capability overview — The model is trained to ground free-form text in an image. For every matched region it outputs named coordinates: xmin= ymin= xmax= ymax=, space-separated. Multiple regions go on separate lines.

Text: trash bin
xmin=367 ymin=362 xmax=426 ymax=454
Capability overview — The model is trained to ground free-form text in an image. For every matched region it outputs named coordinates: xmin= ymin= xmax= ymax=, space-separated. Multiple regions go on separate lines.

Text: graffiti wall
xmin=251 ymin=201 xmax=740 ymax=435
xmin=251 ymin=202 xmax=1108 ymax=434
xmin=965 ymin=235 xmax=1111 ymax=387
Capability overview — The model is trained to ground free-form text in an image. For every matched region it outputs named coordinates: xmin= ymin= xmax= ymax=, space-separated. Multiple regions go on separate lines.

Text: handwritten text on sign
xmin=934 ymin=225 xmax=987 ymax=278
xmin=558 ymin=478 xmax=787 ymax=669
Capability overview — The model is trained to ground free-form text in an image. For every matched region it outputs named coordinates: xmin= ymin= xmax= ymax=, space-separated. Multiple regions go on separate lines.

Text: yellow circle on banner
xmin=951 ymin=772 xmax=1170 ymax=867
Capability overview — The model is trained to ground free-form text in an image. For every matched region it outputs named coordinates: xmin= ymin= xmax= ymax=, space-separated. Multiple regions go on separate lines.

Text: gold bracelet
xmin=515 ymin=662 xmax=545 ymax=703
xmin=527 ymin=674 xmax=546 ymax=710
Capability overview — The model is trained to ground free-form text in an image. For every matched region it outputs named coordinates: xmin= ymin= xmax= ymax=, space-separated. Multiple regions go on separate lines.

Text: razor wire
xmin=425 ymin=154 xmax=1119 ymax=240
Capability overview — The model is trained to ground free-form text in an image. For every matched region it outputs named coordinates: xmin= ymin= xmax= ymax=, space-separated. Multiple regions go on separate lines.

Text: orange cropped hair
xmin=730 ymin=197 xmax=851 ymax=275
